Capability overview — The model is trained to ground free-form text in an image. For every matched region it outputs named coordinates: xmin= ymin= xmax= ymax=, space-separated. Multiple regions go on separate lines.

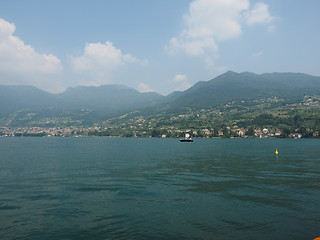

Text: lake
xmin=0 ymin=137 xmax=319 ymax=240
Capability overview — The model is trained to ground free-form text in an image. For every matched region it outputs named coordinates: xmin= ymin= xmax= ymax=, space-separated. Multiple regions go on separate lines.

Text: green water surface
xmin=0 ymin=138 xmax=319 ymax=240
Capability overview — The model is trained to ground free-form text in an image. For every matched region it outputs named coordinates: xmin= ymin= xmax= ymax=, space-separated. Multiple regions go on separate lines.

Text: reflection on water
xmin=0 ymin=138 xmax=320 ymax=240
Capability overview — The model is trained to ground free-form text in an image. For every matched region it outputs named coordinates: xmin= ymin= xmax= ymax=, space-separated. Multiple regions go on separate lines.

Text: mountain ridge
xmin=1 ymin=71 xmax=320 ymax=124
xmin=161 ymin=71 xmax=320 ymax=109
xmin=0 ymin=84 xmax=164 ymax=119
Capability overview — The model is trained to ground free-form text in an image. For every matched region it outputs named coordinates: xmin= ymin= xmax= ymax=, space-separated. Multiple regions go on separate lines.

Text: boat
xmin=180 ymin=132 xmax=193 ymax=142
xmin=180 ymin=138 xmax=193 ymax=142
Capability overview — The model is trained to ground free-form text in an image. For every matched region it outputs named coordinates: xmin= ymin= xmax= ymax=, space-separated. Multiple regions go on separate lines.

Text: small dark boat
xmin=179 ymin=138 xmax=193 ymax=142
xmin=179 ymin=132 xmax=193 ymax=142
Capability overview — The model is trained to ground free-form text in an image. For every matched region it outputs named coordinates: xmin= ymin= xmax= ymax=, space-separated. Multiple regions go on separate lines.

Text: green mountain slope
xmin=1 ymin=71 xmax=320 ymax=126
xmin=164 ymin=71 xmax=320 ymax=109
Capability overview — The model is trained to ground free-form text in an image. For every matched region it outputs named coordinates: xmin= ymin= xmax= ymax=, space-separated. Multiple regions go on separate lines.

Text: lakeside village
xmin=1 ymin=96 xmax=319 ymax=139
xmin=1 ymin=125 xmax=319 ymax=139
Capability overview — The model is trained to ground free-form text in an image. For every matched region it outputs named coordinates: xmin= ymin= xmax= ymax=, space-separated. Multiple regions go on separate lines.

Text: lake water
xmin=0 ymin=137 xmax=319 ymax=240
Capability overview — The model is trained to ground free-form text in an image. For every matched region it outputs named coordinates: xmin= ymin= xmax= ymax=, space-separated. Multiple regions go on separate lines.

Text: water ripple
xmin=0 ymin=138 xmax=319 ymax=240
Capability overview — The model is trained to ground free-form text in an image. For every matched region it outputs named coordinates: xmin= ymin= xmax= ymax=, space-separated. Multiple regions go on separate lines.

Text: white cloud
xmin=71 ymin=41 xmax=147 ymax=86
xmin=173 ymin=74 xmax=191 ymax=91
xmin=174 ymin=74 xmax=188 ymax=82
xmin=267 ymin=25 xmax=276 ymax=32
xmin=166 ymin=0 xmax=249 ymax=56
xmin=184 ymin=0 xmax=249 ymax=41
xmin=252 ymin=51 xmax=263 ymax=57
xmin=137 ymin=82 xmax=154 ymax=93
xmin=0 ymin=18 xmax=15 ymax=39
xmin=72 ymin=41 xmax=123 ymax=73
xmin=123 ymin=54 xmax=149 ymax=66
xmin=175 ymin=81 xmax=192 ymax=92
xmin=245 ymin=2 xmax=274 ymax=26
xmin=166 ymin=0 xmax=275 ymax=68
xmin=0 ymin=18 xmax=63 ymax=92
xmin=167 ymin=36 xmax=218 ymax=56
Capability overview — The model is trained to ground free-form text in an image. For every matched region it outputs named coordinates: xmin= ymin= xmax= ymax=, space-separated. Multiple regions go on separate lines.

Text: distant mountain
xmin=1 ymin=71 xmax=320 ymax=125
xmin=0 ymin=84 xmax=164 ymax=119
xmin=56 ymin=84 xmax=164 ymax=112
xmin=0 ymin=85 xmax=56 ymax=117
xmin=164 ymin=71 xmax=320 ymax=109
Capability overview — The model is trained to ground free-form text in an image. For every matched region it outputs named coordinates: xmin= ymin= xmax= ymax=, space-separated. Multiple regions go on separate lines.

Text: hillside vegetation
xmin=1 ymin=71 xmax=320 ymax=138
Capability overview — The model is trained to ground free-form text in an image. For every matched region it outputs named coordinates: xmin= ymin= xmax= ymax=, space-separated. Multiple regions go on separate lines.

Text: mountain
xmin=163 ymin=71 xmax=320 ymax=109
xmin=0 ymin=84 xmax=164 ymax=119
xmin=0 ymin=85 xmax=56 ymax=117
xmin=1 ymin=71 xmax=320 ymax=125
xmin=57 ymin=84 xmax=164 ymax=112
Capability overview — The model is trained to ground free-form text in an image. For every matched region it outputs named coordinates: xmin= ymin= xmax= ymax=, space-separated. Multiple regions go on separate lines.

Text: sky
xmin=0 ymin=0 xmax=320 ymax=95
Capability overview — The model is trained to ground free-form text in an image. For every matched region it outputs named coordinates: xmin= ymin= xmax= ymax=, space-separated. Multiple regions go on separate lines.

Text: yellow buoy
xmin=275 ymin=149 xmax=278 ymax=155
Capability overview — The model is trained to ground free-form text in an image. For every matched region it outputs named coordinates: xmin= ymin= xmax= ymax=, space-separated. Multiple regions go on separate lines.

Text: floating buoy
xmin=275 ymin=149 xmax=278 ymax=155
xmin=313 ymin=237 xmax=320 ymax=240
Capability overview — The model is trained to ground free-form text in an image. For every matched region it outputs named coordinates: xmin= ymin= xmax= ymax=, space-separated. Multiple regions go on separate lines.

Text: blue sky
xmin=0 ymin=0 xmax=319 ymax=95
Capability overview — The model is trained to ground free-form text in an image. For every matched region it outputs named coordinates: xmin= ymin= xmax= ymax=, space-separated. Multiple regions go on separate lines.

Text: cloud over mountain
xmin=0 ymin=18 xmax=63 ymax=92
xmin=71 ymin=41 xmax=148 ymax=87
xmin=137 ymin=82 xmax=154 ymax=93
xmin=173 ymin=74 xmax=191 ymax=91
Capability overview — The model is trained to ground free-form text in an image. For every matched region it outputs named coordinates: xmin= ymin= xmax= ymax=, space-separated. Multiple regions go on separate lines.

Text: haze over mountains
xmin=1 ymin=71 xmax=320 ymax=123
xmin=0 ymin=84 xmax=164 ymax=118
